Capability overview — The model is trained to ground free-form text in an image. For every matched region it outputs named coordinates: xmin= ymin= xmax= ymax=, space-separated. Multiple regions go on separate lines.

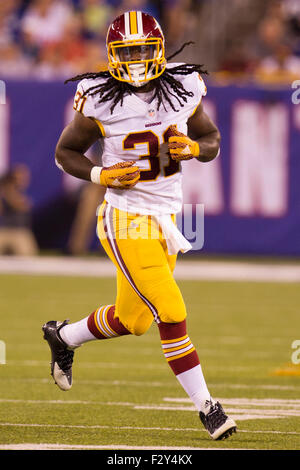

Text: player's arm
xmin=55 ymin=111 xmax=101 ymax=181
xmin=187 ymin=102 xmax=220 ymax=162
xmin=168 ymin=102 xmax=220 ymax=163
xmin=55 ymin=111 xmax=140 ymax=188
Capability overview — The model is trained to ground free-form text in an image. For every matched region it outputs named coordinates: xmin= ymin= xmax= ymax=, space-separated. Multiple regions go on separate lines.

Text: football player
xmin=42 ymin=11 xmax=237 ymax=441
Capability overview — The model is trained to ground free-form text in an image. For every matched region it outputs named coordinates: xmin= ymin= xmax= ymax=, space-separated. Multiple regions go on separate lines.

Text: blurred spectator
xmin=2 ymin=0 xmax=299 ymax=83
xmin=33 ymin=42 xmax=76 ymax=80
xmin=238 ymin=1 xmax=300 ymax=82
xmin=79 ymin=0 xmax=113 ymax=40
xmin=20 ymin=0 xmax=73 ymax=50
xmin=72 ymin=39 xmax=107 ymax=74
xmin=162 ymin=0 xmax=193 ymax=52
xmin=0 ymin=0 xmax=22 ymax=47
xmin=67 ymin=184 xmax=105 ymax=255
xmin=217 ymin=41 xmax=256 ymax=78
xmin=0 ymin=43 xmax=32 ymax=78
xmin=249 ymin=16 xmax=287 ymax=60
xmin=255 ymin=42 xmax=300 ymax=81
xmin=283 ymin=0 xmax=300 ymax=56
xmin=60 ymin=13 xmax=86 ymax=64
xmin=115 ymin=0 xmax=159 ymax=18
xmin=66 ymin=141 xmax=105 ymax=255
xmin=0 ymin=164 xmax=39 ymax=256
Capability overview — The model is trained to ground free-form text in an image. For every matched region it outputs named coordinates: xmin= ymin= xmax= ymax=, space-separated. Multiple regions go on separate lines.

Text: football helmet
xmin=106 ymin=11 xmax=166 ymax=87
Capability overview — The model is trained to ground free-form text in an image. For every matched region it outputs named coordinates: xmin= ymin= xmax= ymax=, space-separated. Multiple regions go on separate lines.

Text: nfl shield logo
xmin=148 ymin=108 xmax=156 ymax=118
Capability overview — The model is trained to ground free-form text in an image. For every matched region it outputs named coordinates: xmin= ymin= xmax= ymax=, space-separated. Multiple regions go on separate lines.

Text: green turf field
xmin=0 ymin=273 xmax=299 ymax=450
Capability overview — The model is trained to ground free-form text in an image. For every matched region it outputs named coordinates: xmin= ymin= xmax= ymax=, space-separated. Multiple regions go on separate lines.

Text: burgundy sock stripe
xmin=158 ymin=319 xmax=187 ymax=340
xmin=108 ymin=306 xmax=131 ymax=336
xmin=168 ymin=350 xmax=200 ymax=375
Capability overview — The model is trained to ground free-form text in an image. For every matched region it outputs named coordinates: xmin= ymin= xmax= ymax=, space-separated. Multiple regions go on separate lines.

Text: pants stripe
xmin=104 ymin=204 xmax=160 ymax=323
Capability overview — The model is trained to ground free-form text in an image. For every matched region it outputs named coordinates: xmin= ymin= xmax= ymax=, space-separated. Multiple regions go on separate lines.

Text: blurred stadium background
xmin=0 ymin=0 xmax=300 ymax=259
xmin=0 ymin=0 xmax=300 ymax=451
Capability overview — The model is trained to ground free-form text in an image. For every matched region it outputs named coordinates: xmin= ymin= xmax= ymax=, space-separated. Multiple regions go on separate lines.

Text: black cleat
xmin=199 ymin=400 xmax=237 ymax=440
xmin=42 ymin=320 xmax=74 ymax=391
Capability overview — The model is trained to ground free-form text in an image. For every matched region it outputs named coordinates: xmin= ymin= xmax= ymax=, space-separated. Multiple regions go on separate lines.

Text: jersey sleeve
xmin=73 ymin=79 xmax=106 ymax=137
xmin=73 ymin=79 xmax=95 ymax=117
xmin=189 ymin=73 xmax=207 ymax=117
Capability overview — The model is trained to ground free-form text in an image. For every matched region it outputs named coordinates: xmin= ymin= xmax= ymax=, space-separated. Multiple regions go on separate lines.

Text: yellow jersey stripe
xmin=130 ymin=11 xmax=138 ymax=34
xmin=79 ymin=96 xmax=87 ymax=113
xmin=93 ymin=119 xmax=106 ymax=137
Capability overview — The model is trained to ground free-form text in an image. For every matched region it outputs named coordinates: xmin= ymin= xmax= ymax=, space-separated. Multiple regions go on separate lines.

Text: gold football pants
xmin=97 ymin=201 xmax=187 ymax=335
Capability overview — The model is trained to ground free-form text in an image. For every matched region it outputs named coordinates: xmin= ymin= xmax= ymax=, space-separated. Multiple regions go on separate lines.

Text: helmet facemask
xmin=107 ymin=38 xmax=166 ymax=87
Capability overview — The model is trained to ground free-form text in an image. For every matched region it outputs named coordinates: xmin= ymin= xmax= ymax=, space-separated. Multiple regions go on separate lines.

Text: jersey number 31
xmin=123 ymin=126 xmax=180 ymax=181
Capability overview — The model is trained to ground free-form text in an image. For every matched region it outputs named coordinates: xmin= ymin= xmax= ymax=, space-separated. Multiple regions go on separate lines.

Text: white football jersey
xmin=73 ymin=63 xmax=207 ymax=215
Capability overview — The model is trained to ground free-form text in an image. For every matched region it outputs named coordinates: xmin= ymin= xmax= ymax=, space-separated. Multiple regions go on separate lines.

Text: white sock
xmin=59 ymin=317 xmax=96 ymax=349
xmin=176 ymin=364 xmax=212 ymax=413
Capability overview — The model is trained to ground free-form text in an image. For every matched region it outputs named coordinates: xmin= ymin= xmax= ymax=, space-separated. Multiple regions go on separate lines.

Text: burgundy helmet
xmin=106 ymin=11 xmax=166 ymax=87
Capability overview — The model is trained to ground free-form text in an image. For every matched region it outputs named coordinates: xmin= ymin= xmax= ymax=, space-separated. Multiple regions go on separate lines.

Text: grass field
xmin=0 ymin=271 xmax=300 ymax=450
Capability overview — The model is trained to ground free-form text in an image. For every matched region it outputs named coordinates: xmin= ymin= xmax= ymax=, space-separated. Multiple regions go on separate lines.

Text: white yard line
xmin=3 ymin=360 xmax=261 ymax=373
xmin=0 ymin=422 xmax=203 ymax=431
xmin=0 ymin=422 xmax=299 ymax=436
xmin=0 ymin=255 xmax=300 ymax=282
xmin=164 ymin=397 xmax=300 ymax=406
xmin=134 ymin=405 xmax=300 ymax=418
xmin=5 ymin=360 xmax=258 ymax=373
xmin=6 ymin=360 xmax=167 ymax=370
xmin=1 ymin=397 xmax=300 ymax=421
xmin=0 ymin=443 xmax=242 ymax=450
xmin=2 ymin=377 xmax=299 ymax=392
xmin=0 ymin=398 xmax=135 ymax=406
xmin=2 ymin=397 xmax=300 ymax=408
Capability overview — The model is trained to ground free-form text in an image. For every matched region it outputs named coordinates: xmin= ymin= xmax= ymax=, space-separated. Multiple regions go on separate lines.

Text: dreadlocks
xmin=65 ymin=42 xmax=208 ymax=115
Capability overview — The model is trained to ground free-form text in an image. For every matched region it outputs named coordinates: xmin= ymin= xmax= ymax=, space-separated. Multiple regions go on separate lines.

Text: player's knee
xmin=159 ymin=293 xmax=187 ymax=324
xmin=131 ymin=313 xmax=153 ymax=336
xmin=161 ymin=306 xmax=187 ymax=323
